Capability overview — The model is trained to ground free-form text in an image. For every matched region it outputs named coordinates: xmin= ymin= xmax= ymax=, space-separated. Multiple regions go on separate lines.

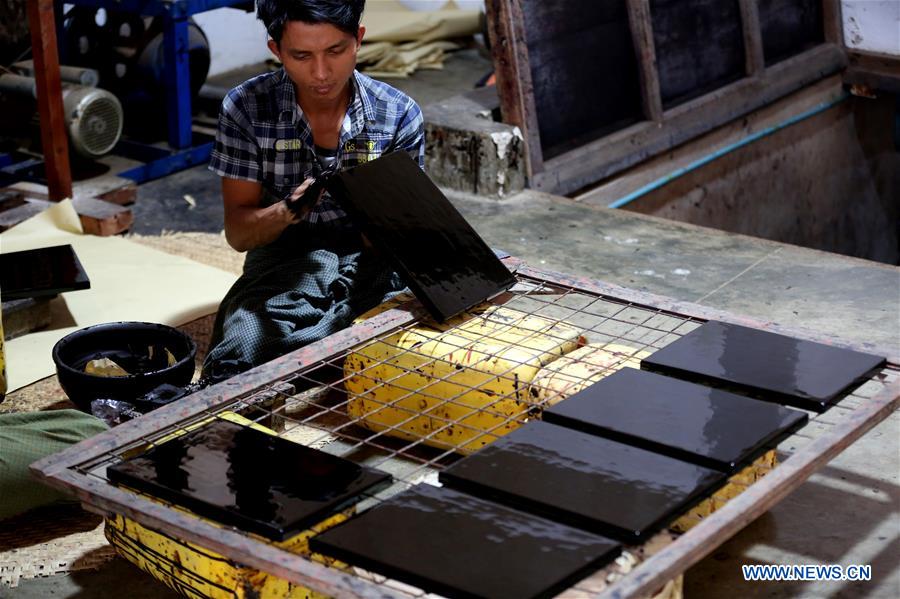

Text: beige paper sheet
xmin=362 ymin=1 xmax=481 ymax=44
xmin=358 ymin=0 xmax=481 ymax=76
xmin=1 ymin=201 xmax=238 ymax=392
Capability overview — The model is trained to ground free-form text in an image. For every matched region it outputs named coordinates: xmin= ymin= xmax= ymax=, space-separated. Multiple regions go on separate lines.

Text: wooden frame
xmin=844 ymin=49 xmax=900 ymax=95
xmin=485 ymin=0 xmax=847 ymax=196
xmin=30 ymin=256 xmax=899 ymax=598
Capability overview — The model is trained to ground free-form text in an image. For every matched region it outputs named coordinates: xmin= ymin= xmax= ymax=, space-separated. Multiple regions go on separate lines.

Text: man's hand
xmin=223 ymin=177 xmax=306 ymax=252
xmin=285 ymin=177 xmax=324 ymax=219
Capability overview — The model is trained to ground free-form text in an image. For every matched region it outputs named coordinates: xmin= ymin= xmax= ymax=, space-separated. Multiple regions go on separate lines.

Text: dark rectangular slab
xmin=326 ymin=151 xmax=516 ymax=322
xmin=0 ymin=244 xmax=90 ymax=301
xmin=544 ymin=368 xmax=808 ymax=472
xmin=107 ymin=419 xmax=391 ymax=541
xmin=641 ymin=321 xmax=885 ymax=412
xmin=309 ymin=484 xmax=621 ymax=599
xmin=439 ymin=421 xmax=726 ymax=542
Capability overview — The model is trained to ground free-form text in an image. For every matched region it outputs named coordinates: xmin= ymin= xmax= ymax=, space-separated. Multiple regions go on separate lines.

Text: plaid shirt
xmin=209 ymin=69 xmax=424 ymax=227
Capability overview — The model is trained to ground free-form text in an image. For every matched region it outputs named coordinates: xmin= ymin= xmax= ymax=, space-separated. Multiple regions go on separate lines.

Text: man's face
xmin=269 ymin=21 xmax=365 ymax=105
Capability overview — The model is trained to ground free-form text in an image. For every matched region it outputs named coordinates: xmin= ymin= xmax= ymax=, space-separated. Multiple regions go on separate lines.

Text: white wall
xmin=193 ymin=7 xmax=271 ymax=77
xmin=842 ymin=0 xmax=900 ymax=56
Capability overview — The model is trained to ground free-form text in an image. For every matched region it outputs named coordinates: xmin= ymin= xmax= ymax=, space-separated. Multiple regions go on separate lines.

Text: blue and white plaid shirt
xmin=209 ymin=68 xmax=425 ymax=227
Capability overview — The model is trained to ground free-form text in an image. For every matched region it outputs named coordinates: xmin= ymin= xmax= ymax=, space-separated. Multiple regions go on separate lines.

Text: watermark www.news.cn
xmin=742 ymin=564 xmax=872 ymax=581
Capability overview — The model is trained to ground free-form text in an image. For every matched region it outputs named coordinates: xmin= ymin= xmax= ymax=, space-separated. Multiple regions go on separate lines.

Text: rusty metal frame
xmin=31 ymin=257 xmax=900 ymax=598
xmin=485 ymin=0 xmax=847 ymax=196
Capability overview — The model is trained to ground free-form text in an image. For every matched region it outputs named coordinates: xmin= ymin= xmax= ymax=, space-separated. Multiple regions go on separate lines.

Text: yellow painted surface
xmin=346 ymin=303 xmax=585 ymax=454
xmin=671 ymin=450 xmax=778 ymax=533
xmin=530 ymin=343 xmax=651 ymax=407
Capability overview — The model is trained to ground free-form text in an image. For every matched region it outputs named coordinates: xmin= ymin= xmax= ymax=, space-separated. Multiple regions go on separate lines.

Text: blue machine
xmin=59 ymin=0 xmax=252 ymax=183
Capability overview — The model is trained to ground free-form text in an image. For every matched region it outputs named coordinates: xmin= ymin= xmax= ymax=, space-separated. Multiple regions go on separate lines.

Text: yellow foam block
xmin=345 ymin=303 xmax=585 ymax=454
xmin=530 ymin=343 xmax=651 ymax=408
xmin=671 ymin=450 xmax=778 ymax=532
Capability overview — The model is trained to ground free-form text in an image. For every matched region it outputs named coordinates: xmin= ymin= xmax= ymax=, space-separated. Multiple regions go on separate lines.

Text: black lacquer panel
xmin=439 ymin=421 xmax=726 ymax=542
xmin=326 ymin=152 xmax=516 ymax=322
xmin=107 ymin=419 xmax=391 ymax=541
xmin=544 ymin=368 xmax=808 ymax=472
xmin=309 ymin=484 xmax=621 ymax=599
xmin=0 ymin=244 xmax=90 ymax=301
xmin=641 ymin=321 xmax=885 ymax=412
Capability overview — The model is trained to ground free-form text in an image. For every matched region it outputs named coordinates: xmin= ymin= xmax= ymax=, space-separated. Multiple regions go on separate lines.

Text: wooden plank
xmin=0 ymin=182 xmax=135 ymax=234
xmin=26 ymin=0 xmax=72 ymax=201
xmin=533 ymin=43 xmax=846 ymax=195
xmin=0 ymin=189 xmax=26 ymax=212
xmin=1 ymin=298 xmax=53 ymax=340
xmin=738 ymin=0 xmax=765 ymax=76
xmin=844 ymin=50 xmax=900 ymax=95
xmin=0 ymin=197 xmax=133 ymax=236
xmin=822 ymin=0 xmax=843 ymax=45
xmin=70 ymin=197 xmax=133 ymax=236
xmin=573 ymin=75 xmax=845 ymax=206
xmin=600 ymin=377 xmax=900 ymax=599
xmin=94 ymin=180 xmax=138 ymax=206
xmin=626 ymin=0 xmax=664 ymax=122
xmin=484 ymin=0 xmax=544 ymax=178
xmin=0 ymin=198 xmax=53 ymax=231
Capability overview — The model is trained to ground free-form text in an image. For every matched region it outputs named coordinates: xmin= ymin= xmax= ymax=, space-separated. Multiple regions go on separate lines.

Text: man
xmin=204 ymin=0 xmax=424 ymax=376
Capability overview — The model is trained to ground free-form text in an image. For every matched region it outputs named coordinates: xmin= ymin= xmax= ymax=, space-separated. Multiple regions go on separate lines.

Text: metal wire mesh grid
xmin=62 ymin=274 xmax=899 ymax=598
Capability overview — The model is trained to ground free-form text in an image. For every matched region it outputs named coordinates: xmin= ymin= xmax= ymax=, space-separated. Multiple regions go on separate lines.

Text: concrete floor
xmin=7 ymin=48 xmax=900 ymax=598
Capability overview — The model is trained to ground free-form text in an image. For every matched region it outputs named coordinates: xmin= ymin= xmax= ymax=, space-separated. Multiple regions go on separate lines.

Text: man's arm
xmin=211 ymin=91 xmax=315 ymax=252
xmin=222 ymin=178 xmax=312 ymax=252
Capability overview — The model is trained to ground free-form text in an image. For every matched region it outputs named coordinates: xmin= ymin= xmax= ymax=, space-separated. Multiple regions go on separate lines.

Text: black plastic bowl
xmin=52 ymin=322 xmax=197 ymax=413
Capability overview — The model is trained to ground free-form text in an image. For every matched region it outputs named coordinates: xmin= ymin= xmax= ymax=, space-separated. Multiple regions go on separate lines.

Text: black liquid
xmin=326 ymin=152 xmax=516 ymax=322
xmin=642 ymin=321 xmax=886 ymax=412
xmin=309 ymin=484 xmax=621 ymax=599
xmin=439 ymin=421 xmax=726 ymax=542
xmin=0 ymin=244 xmax=90 ymax=301
xmin=107 ymin=419 xmax=391 ymax=541
xmin=544 ymin=368 xmax=807 ymax=472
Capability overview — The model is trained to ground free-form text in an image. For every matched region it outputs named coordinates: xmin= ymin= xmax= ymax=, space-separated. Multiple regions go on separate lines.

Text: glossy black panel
xmin=439 ymin=421 xmax=726 ymax=542
xmin=642 ymin=321 xmax=885 ymax=412
xmin=327 ymin=152 xmax=516 ymax=322
xmin=108 ymin=419 xmax=391 ymax=541
xmin=0 ymin=244 xmax=90 ymax=301
xmin=309 ymin=484 xmax=621 ymax=599
xmin=544 ymin=368 xmax=808 ymax=472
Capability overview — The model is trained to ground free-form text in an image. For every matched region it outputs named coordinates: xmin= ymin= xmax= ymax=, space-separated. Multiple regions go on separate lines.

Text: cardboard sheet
xmin=1 ymin=201 xmax=238 ymax=392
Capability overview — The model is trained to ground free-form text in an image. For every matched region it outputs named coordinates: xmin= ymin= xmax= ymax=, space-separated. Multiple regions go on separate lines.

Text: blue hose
xmin=607 ymin=92 xmax=851 ymax=209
